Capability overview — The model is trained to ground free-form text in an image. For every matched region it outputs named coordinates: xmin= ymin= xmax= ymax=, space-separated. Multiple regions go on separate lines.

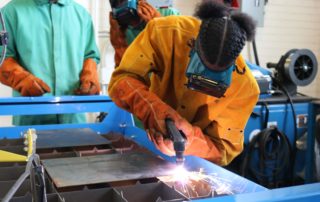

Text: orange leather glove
xmin=109 ymin=76 xmax=182 ymax=139
xmin=109 ymin=77 xmax=222 ymax=162
xmin=137 ymin=0 xmax=161 ymax=23
xmin=0 ymin=57 xmax=51 ymax=96
xmin=153 ymin=118 xmax=222 ymax=163
xmin=109 ymin=12 xmax=128 ymax=67
xmin=75 ymin=58 xmax=100 ymax=95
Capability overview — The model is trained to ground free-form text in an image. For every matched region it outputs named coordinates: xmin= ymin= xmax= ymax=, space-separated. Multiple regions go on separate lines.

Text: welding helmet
xmin=185 ymin=0 xmax=257 ymax=98
xmin=0 ymin=10 xmax=8 ymax=66
xmin=110 ymin=0 xmax=140 ymax=27
xmin=186 ymin=38 xmax=235 ymax=98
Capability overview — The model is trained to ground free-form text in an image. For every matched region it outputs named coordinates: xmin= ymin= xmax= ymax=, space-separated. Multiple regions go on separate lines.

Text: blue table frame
xmin=1 ymin=96 xmax=319 ymax=201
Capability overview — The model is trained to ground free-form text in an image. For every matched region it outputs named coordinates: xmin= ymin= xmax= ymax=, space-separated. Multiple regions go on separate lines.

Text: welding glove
xmin=109 ymin=12 xmax=128 ymax=67
xmin=137 ymin=0 xmax=161 ymax=23
xmin=109 ymin=77 xmax=222 ymax=162
xmin=109 ymin=76 xmax=182 ymax=142
xmin=0 ymin=57 xmax=51 ymax=96
xmin=75 ymin=58 xmax=100 ymax=95
xmin=153 ymin=118 xmax=222 ymax=163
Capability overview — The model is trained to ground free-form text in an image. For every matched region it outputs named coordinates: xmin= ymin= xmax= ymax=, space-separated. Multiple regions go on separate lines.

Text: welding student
xmin=109 ymin=0 xmax=180 ymax=67
xmin=108 ymin=1 xmax=259 ymax=166
xmin=0 ymin=0 xmax=100 ymax=125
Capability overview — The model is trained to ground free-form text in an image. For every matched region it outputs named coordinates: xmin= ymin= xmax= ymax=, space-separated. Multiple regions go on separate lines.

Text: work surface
xmin=42 ymin=152 xmax=177 ymax=188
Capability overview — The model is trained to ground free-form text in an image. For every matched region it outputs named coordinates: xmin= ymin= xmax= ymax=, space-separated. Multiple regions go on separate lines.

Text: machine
xmin=227 ymin=48 xmax=319 ymax=188
xmin=0 ymin=96 xmax=319 ymax=202
xmin=0 ymin=96 xmax=269 ymax=202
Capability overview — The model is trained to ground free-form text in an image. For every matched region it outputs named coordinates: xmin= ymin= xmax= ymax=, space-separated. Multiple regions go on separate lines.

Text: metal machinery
xmin=0 ymin=96 xmax=319 ymax=202
xmin=0 ymin=96 xmax=264 ymax=202
xmin=226 ymin=49 xmax=320 ymax=189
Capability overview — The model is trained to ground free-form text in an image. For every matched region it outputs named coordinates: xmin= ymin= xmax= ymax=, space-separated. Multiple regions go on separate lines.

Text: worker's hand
xmin=152 ymin=118 xmax=223 ymax=163
xmin=0 ymin=57 xmax=51 ymax=96
xmin=75 ymin=58 xmax=100 ymax=95
xmin=148 ymin=118 xmax=194 ymax=156
xmin=109 ymin=12 xmax=128 ymax=66
xmin=137 ymin=0 xmax=161 ymax=23
xmin=108 ymin=77 xmax=183 ymax=155
xmin=17 ymin=75 xmax=51 ymax=96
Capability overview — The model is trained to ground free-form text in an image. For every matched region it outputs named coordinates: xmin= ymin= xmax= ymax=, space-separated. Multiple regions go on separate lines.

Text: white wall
xmin=243 ymin=0 xmax=320 ymax=97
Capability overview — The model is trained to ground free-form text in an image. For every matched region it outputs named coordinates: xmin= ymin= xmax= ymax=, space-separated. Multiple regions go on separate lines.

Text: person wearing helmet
xmin=109 ymin=0 xmax=180 ymax=67
xmin=108 ymin=0 xmax=259 ymax=165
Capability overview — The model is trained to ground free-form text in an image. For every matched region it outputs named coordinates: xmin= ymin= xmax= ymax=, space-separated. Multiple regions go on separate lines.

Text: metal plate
xmin=36 ymin=128 xmax=110 ymax=149
xmin=42 ymin=152 xmax=177 ymax=188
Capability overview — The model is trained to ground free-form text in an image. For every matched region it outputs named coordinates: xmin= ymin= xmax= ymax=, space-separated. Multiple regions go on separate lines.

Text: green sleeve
xmin=158 ymin=7 xmax=180 ymax=16
xmin=84 ymin=15 xmax=100 ymax=64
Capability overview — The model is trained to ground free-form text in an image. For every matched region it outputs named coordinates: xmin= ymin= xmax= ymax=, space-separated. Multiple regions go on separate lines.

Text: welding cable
xmin=240 ymin=127 xmax=293 ymax=188
xmin=272 ymin=77 xmax=298 ymax=184
xmin=252 ymin=39 xmax=260 ymax=66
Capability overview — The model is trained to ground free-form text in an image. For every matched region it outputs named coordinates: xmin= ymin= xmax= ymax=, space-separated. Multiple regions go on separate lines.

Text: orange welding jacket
xmin=108 ymin=16 xmax=260 ymax=166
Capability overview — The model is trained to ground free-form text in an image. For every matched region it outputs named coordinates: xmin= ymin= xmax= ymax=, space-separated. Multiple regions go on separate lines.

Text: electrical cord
xmin=242 ymin=85 xmax=296 ymax=187
xmin=241 ymin=126 xmax=292 ymax=188
xmin=272 ymin=78 xmax=298 ymax=181
xmin=252 ymin=39 xmax=260 ymax=66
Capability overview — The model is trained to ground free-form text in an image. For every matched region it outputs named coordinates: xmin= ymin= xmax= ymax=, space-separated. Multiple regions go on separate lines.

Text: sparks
xmin=159 ymin=168 xmax=234 ymax=199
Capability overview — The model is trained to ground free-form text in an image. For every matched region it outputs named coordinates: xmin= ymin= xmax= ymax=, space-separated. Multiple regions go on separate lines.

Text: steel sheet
xmin=42 ymin=152 xmax=176 ymax=188
xmin=36 ymin=128 xmax=110 ymax=149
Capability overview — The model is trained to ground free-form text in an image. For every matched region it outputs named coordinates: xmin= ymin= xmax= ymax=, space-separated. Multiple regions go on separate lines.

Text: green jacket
xmin=2 ymin=0 xmax=100 ymax=125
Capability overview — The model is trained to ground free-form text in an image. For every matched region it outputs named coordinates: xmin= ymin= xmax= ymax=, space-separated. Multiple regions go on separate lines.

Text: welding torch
xmin=165 ymin=118 xmax=186 ymax=166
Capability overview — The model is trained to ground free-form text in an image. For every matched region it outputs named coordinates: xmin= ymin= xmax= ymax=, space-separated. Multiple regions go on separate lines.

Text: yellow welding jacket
xmin=109 ymin=15 xmax=260 ymax=166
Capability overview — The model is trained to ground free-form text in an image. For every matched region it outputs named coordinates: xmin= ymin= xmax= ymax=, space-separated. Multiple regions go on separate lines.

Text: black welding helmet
xmin=0 ymin=9 xmax=8 ymax=66
xmin=110 ymin=0 xmax=139 ymax=27
xmin=185 ymin=1 xmax=256 ymax=98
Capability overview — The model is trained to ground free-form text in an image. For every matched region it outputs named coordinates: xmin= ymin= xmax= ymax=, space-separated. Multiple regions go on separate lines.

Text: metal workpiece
xmin=42 ymin=152 xmax=177 ymax=188
xmin=36 ymin=128 xmax=111 ymax=149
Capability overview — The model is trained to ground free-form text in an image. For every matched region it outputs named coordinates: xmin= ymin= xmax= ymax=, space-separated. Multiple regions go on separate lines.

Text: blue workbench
xmin=0 ymin=95 xmax=319 ymax=201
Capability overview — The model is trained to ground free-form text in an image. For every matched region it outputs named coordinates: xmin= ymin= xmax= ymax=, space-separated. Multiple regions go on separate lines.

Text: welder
xmin=109 ymin=0 xmax=180 ymax=67
xmin=108 ymin=0 xmax=259 ymax=166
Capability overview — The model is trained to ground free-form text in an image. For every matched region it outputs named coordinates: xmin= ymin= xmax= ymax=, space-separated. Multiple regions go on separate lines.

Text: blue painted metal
xmin=244 ymin=102 xmax=312 ymax=183
xmin=245 ymin=103 xmax=309 ymax=145
xmin=0 ymin=96 xmax=266 ymax=195
xmin=193 ymin=182 xmax=320 ymax=202
xmin=1 ymin=96 xmax=320 ymax=201
xmin=305 ymin=102 xmax=319 ymax=183
xmin=0 ymin=96 xmax=133 ymax=138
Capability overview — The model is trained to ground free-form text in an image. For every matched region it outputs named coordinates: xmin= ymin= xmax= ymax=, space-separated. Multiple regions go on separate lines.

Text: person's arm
xmin=109 ymin=0 xmax=163 ymax=67
xmin=157 ymin=7 xmax=180 ymax=17
xmin=109 ymin=18 xmax=186 ymax=144
xmin=76 ymin=15 xmax=100 ymax=95
xmin=0 ymin=9 xmax=50 ymax=96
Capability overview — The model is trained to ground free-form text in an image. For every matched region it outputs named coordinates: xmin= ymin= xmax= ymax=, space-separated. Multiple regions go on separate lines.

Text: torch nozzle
xmin=165 ymin=118 xmax=186 ymax=166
